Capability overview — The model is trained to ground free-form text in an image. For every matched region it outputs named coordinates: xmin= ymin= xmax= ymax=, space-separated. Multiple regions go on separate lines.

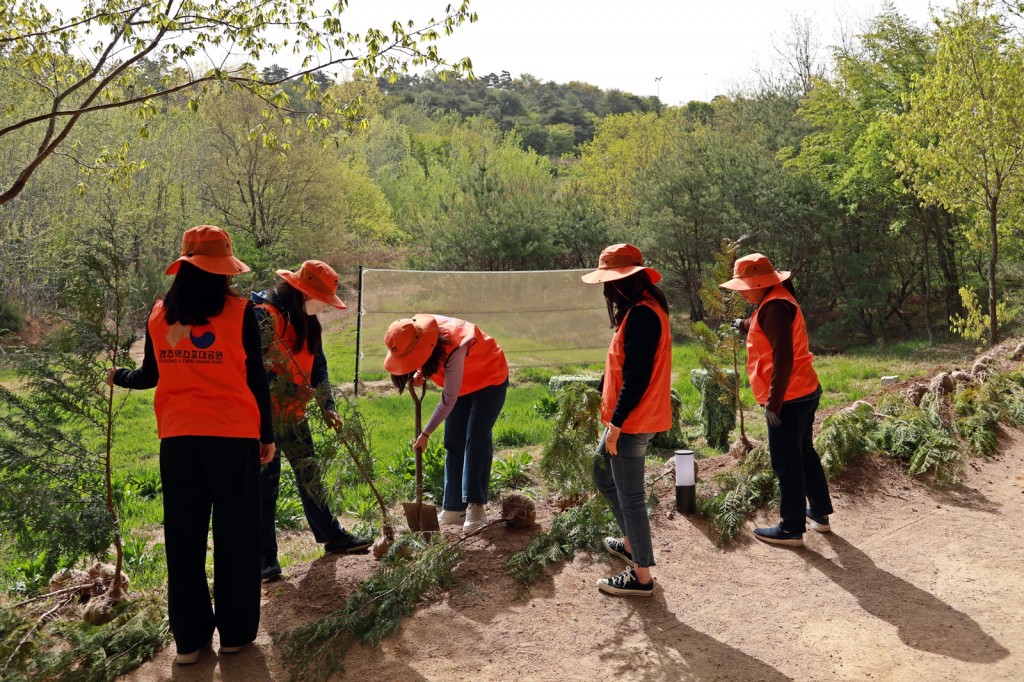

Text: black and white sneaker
xmin=603 ymin=537 xmax=637 ymax=567
xmin=806 ymin=509 xmax=831 ymax=532
xmin=597 ymin=567 xmax=655 ymax=597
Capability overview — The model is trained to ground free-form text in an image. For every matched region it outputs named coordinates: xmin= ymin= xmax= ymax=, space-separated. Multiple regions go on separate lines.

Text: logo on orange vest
xmin=189 ymin=324 xmax=216 ymax=349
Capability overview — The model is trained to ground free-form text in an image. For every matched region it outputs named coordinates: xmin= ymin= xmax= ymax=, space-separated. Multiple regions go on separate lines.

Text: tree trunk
xmin=988 ymin=200 xmax=999 ymax=345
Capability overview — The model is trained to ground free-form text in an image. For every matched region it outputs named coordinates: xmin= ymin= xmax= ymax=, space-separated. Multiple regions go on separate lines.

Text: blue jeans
xmin=593 ymin=429 xmax=656 ymax=568
xmin=260 ymin=417 xmax=345 ymax=566
xmin=767 ymin=393 xmax=833 ymax=534
xmin=441 ymin=379 xmax=508 ymax=511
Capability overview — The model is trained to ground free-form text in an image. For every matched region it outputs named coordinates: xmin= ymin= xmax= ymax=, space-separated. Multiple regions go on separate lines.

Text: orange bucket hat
xmin=719 ymin=253 xmax=791 ymax=291
xmin=276 ymin=260 xmax=346 ymax=309
xmin=165 ymin=225 xmax=250 ymax=276
xmin=581 ymin=243 xmax=662 ymax=285
xmin=383 ymin=315 xmax=440 ymax=375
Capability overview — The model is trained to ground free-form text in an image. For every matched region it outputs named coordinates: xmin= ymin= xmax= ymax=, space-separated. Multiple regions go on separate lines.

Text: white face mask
xmin=304 ymin=298 xmax=329 ymax=316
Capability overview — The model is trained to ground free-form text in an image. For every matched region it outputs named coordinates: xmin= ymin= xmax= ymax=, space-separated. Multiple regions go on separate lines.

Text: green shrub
xmin=514 ymin=366 xmax=559 ymax=385
xmin=0 ymin=299 xmax=24 ymax=334
xmin=490 ymin=451 xmax=533 ymax=493
xmin=532 ymin=392 xmax=559 ymax=418
xmin=690 ymin=368 xmax=737 ymax=449
xmin=495 ymin=427 xmax=530 ymax=447
xmin=652 ymin=389 xmax=686 ymax=449
xmin=539 ymin=383 xmax=602 ymax=496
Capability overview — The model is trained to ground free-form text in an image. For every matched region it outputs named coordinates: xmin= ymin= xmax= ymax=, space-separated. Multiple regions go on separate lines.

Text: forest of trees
xmin=3 ymin=0 xmax=1024 ymax=349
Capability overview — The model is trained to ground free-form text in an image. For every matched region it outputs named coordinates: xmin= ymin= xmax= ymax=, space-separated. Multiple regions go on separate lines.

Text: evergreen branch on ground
xmin=506 ymin=497 xmax=617 ymax=585
xmin=0 ymin=595 xmax=169 ymax=681
xmin=276 ymin=532 xmax=462 ymax=682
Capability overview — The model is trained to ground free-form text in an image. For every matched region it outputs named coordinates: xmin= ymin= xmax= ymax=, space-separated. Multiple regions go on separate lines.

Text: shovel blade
xmin=402 ymin=501 xmax=440 ymax=533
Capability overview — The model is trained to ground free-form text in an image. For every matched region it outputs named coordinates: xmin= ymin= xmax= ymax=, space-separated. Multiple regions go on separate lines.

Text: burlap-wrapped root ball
xmin=371 ymin=526 xmax=395 ymax=559
xmin=501 ymin=493 xmax=537 ymax=529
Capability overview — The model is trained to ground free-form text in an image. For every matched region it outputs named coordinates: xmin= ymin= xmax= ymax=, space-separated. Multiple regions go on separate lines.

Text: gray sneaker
xmin=463 ymin=503 xmax=488 ymax=531
xmin=438 ymin=509 xmax=467 ymax=526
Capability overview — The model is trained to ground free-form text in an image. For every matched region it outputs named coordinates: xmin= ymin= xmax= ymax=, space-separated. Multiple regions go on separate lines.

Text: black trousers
xmin=160 ymin=436 xmax=261 ymax=652
xmin=260 ymin=417 xmax=345 ymax=566
xmin=766 ymin=394 xmax=834 ymax=534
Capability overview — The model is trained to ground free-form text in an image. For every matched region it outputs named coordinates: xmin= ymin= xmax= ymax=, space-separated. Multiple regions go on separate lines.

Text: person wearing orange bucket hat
xmin=383 ymin=314 xmax=509 ymax=532
xmin=582 ymin=244 xmax=672 ymax=597
xmin=250 ymin=260 xmax=370 ymax=581
xmin=107 ymin=225 xmax=276 ymax=664
xmin=721 ymin=253 xmax=833 ymax=548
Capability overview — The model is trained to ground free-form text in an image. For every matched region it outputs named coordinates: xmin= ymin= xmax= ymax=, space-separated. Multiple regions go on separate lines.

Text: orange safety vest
xmin=258 ymin=303 xmax=315 ymax=418
xmin=428 ymin=316 xmax=509 ymax=397
xmin=600 ymin=294 xmax=673 ymax=434
xmin=746 ymin=286 xmax=819 ymax=405
xmin=148 ymin=296 xmax=260 ymax=439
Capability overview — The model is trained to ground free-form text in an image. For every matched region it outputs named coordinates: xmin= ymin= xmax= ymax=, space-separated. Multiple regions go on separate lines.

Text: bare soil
xmin=122 ymin=427 xmax=1024 ymax=681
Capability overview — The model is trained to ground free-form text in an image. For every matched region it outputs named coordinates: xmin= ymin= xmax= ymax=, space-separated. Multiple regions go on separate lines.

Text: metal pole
xmin=354 ymin=264 xmax=363 ymax=397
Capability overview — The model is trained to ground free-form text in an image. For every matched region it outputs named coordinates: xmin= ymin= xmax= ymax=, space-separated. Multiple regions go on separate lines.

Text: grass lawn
xmin=0 ymin=312 xmax=978 ymax=593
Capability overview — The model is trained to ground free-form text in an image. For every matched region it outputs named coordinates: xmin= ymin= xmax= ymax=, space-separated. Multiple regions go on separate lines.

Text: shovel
xmin=402 ymin=380 xmax=440 ymax=533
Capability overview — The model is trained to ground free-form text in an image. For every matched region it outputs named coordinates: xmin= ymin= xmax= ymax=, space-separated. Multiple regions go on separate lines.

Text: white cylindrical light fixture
xmin=674 ymin=449 xmax=696 ymax=514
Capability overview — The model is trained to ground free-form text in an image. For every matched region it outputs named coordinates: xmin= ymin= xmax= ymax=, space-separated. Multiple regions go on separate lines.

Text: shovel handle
xmin=409 ymin=380 xmax=427 ymax=505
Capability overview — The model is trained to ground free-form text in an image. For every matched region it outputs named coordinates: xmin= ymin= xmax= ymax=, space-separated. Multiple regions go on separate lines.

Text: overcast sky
xmin=338 ymin=0 xmax=956 ymax=104
xmin=42 ymin=0 xmax=956 ymax=104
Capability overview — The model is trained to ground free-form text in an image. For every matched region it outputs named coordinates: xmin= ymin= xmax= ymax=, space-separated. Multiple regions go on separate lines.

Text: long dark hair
xmin=390 ymin=335 xmax=450 ymax=393
xmin=268 ymin=280 xmax=323 ymax=355
xmin=162 ymin=261 xmax=235 ymax=325
xmin=602 ymin=271 xmax=669 ymax=328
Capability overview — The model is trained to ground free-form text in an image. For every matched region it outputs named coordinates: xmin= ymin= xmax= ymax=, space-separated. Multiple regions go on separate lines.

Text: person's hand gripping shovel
xmin=402 ymin=379 xmax=440 ymax=533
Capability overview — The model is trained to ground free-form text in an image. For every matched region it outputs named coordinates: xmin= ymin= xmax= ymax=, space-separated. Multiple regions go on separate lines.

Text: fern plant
xmin=875 ymin=394 xmax=962 ymax=483
xmin=814 ymin=402 xmax=879 ymax=478
xmin=698 ymin=445 xmax=777 ymax=544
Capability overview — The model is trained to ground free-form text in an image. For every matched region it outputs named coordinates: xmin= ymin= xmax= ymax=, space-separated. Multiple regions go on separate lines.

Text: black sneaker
xmin=261 ymin=562 xmax=282 ymax=582
xmin=754 ymin=524 xmax=804 ymax=547
xmin=597 ymin=567 xmax=655 ymax=597
xmin=806 ymin=509 xmax=831 ymax=533
xmin=325 ymin=531 xmax=372 ymax=554
xmin=603 ymin=537 xmax=637 ymax=567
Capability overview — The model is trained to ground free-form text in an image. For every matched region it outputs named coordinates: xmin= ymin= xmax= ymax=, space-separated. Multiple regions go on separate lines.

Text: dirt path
xmin=122 ymin=430 xmax=1024 ymax=681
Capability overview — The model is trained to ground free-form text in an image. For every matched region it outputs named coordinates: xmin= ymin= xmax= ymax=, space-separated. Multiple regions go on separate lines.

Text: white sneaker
xmin=463 ymin=503 xmax=488 ymax=531
xmin=437 ymin=509 xmax=467 ymax=526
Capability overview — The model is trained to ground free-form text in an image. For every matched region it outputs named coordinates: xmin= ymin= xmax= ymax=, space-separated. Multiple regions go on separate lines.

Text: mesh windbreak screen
xmin=358 ymin=269 xmax=611 ymax=378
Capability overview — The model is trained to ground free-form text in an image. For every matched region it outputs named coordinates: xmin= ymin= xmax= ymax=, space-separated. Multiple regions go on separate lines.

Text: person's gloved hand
xmin=731 ymin=318 xmax=745 ymax=331
xmin=764 ymin=408 xmax=781 ymax=428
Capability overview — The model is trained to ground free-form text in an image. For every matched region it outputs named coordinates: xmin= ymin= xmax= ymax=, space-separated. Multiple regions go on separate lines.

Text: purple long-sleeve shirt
xmin=422 ymin=343 xmax=469 ymax=435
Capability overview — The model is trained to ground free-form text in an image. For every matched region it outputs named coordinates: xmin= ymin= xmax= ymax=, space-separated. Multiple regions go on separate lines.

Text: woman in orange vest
xmin=582 ymin=244 xmax=672 ymax=597
xmin=251 ymin=260 xmax=370 ymax=581
xmin=383 ymin=315 xmax=509 ymax=532
xmin=107 ymin=226 xmax=276 ymax=664
xmin=721 ymin=253 xmax=833 ymax=547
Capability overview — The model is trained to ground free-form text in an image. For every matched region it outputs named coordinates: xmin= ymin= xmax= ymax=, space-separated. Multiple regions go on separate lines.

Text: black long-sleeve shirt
xmin=604 ymin=305 xmax=662 ymax=428
xmin=113 ymin=301 xmax=275 ymax=444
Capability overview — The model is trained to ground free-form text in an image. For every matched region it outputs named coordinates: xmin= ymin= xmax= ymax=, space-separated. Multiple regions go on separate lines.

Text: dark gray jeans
xmin=594 ymin=429 xmax=656 ymax=568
